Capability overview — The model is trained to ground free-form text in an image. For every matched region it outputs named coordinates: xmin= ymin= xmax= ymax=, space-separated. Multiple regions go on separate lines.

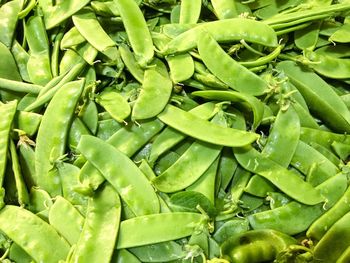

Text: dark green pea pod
xmin=0 ymin=0 xmax=22 ymax=47
xmin=96 ymin=119 xmax=123 ymax=141
xmin=96 ymin=90 xmax=131 ymax=123
xmin=338 ymin=247 xmax=350 ymax=263
xmin=234 ymin=145 xmax=324 ymax=205
xmin=276 ymin=61 xmax=350 ymax=133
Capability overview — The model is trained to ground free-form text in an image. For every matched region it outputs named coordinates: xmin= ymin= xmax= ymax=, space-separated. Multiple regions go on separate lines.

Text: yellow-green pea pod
xmin=15 ymin=111 xmax=42 ymax=137
xmin=179 ymin=0 xmax=201 ymax=24
xmin=49 ymin=196 xmax=84 ymax=245
xmin=337 ymin=246 xmax=350 ymax=263
xmin=0 ymin=0 xmax=22 ymax=47
xmin=77 ymin=135 xmax=160 ymax=215
xmin=119 ymin=43 xmax=144 ymax=83
xmin=69 ymin=184 xmax=121 ymax=263
xmin=9 ymin=242 xmax=33 ymax=263
xmin=27 ymin=187 xmax=53 ymax=214
xmin=35 ymin=79 xmax=85 ymax=196
xmin=96 ymin=90 xmax=131 ymax=123
xmin=117 ymin=212 xmax=207 ymax=248
xmin=132 ymin=68 xmax=173 ymax=120
xmin=166 ymin=53 xmax=194 ymax=84
xmin=112 ymin=249 xmax=141 ymax=263
xmin=115 ymin=0 xmax=154 ymax=67
xmin=329 ymin=23 xmax=350 ymax=43
xmin=198 ymin=32 xmax=268 ymax=96
xmin=60 ymin=27 xmax=86 ymax=49
xmin=211 ymin=0 xmax=250 ymax=19
xmin=0 ymin=205 xmax=70 ymax=262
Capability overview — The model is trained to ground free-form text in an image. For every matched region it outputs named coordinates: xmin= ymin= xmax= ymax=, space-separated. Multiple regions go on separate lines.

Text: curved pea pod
xmin=35 ymin=79 xmax=85 ymax=196
xmin=0 ymin=0 xmax=22 ymax=47
xmin=77 ymin=135 xmax=159 ymax=216
xmin=115 ymin=0 xmax=154 ymax=67
xmin=234 ymin=146 xmax=324 ymax=205
xmin=15 ymin=111 xmax=42 ymax=137
xmin=39 ymin=0 xmax=90 ymax=29
xmin=313 ymin=211 xmax=350 ymax=262
xmin=294 ymin=22 xmax=321 ymax=51
xmin=61 ymin=27 xmax=86 ymax=49
xmin=96 ymin=90 xmax=131 ymax=123
xmin=307 ymin=184 xmax=350 ymax=242
xmin=80 ymin=100 xmax=98 ymax=135
xmin=192 ymin=90 xmax=264 ymax=130
xmin=338 ymin=246 xmax=350 ymax=263
xmin=179 ymin=0 xmax=201 ymax=24
xmin=117 ymin=212 xmax=206 ymax=248
xmin=304 ymin=50 xmax=350 ymax=79
xmin=161 ymin=18 xmax=278 ymax=55
xmin=132 ymin=68 xmax=172 ymax=120
xmin=0 ymin=205 xmax=70 ymax=263
xmin=158 ymin=104 xmax=259 ymax=146
xmin=198 ymin=32 xmax=268 ymax=96
xmin=113 ymin=249 xmax=141 ymax=263
xmin=329 ymin=23 xmax=350 ymax=43
xmin=213 ymin=219 xmax=250 ymax=245
xmin=69 ymin=184 xmax=120 ymax=263
xmin=276 ymin=61 xmax=350 ymax=133
xmin=49 ymin=196 xmax=84 ymax=245
xmin=68 ymin=117 xmax=91 ymax=150
xmin=248 ymin=172 xmax=347 ymax=235
xmin=166 ymin=53 xmax=194 ymax=84
xmin=221 ymin=229 xmax=297 ymax=263
xmin=119 ymin=43 xmax=144 ymax=83
xmin=9 ymin=243 xmax=33 ymax=263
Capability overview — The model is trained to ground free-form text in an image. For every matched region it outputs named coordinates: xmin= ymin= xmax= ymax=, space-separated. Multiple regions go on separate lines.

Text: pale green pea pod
xmin=69 ymin=184 xmax=121 ymax=263
xmin=117 ymin=212 xmax=207 ymax=248
xmin=96 ymin=90 xmax=131 ymax=123
xmin=0 ymin=205 xmax=70 ymax=263
xmin=119 ymin=43 xmax=144 ymax=83
xmin=49 ymin=196 xmax=84 ymax=245
xmin=0 ymin=0 xmax=22 ymax=47
xmin=179 ymin=0 xmax=201 ymax=24
xmin=61 ymin=27 xmax=86 ymax=49
xmin=166 ymin=53 xmax=194 ymax=84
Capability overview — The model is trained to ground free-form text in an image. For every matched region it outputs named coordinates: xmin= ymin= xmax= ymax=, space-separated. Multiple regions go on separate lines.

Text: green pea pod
xmin=96 ymin=119 xmax=122 ymax=141
xmin=294 ymin=22 xmax=321 ymax=51
xmin=48 ymin=196 xmax=84 ymax=245
xmin=162 ymin=18 xmax=278 ymax=55
xmin=96 ymin=90 xmax=131 ymax=123
xmin=248 ymin=172 xmax=347 ymax=235
xmin=15 ymin=111 xmax=42 ymax=137
xmin=11 ymin=40 xmax=31 ymax=82
xmin=132 ymin=68 xmax=172 ymax=120
xmin=313 ymin=211 xmax=350 ymax=262
xmin=166 ymin=53 xmax=194 ymax=84
xmin=9 ymin=243 xmax=33 ymax=263
xmin=117 ymin=212 xmax=206 ymax=248
xmin=69 ymin=184 xmax=121 ymax=263
xmin=309 ymin=141 xmax=341 ymax=166
xmin=179 ymin=0 xmax=201 ymax=24
xmin=198 ymin=32 xmax=268 ymax=96
xmin=0 ymin=100 xmax=17 ymax=206
xmin=115 ymin=0 xmax=154 ymax=67
xmin=113 ymin=249 xmax=141 ymax=263
xmin=0 ymin=205 xmax=70 ymax=263
xmin=192 ymin=90 xmax=264 ymax=130
xmin=0 ymin=0 xmax=22 ymax=47
xmin=39 ymin=0 xmax=90 ymax=29
xmin=119 ymin=43 xmax=144 ymax=83
xmin=90 ymin=1 xmax=120 ymax=17
xmin=338 ymin=246 xmax=350 ymax=263
xmin=0 ymin=42 xmax=22 ymax=81
xmin=18 ymin=143 xmax=36 ymax=189
xmin=211 ymin=0 xmax=246 ymax=19
xmin=234 ymin=146 xmax=324 ymax=205
xmin=35 ymin=79 xmax=85 ymax=196
xmin=68 ymin=117 xmax=91 ymax=150
xmin=80 ymin=100 xmax=99 ymax=135
xmin=213 ymin=219 xmax=250 ymax=245
xmin=277 ymin=61 xmax=350 ymax=133
xmin=61 ymin=27 xmax=86 ymax=49
xmin=329 ymin=23 xmax=350 ymax=43
xmin=77 ymin=135 xmax=159 ymax=216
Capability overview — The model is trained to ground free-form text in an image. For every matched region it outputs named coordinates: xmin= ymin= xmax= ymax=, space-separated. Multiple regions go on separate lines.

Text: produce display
xmin=0 ymin=0 xmax=350 ymax=262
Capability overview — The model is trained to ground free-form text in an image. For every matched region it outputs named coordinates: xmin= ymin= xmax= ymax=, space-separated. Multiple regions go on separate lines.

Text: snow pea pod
xmin=11 ymin=40 xmax=31 ymax=82
xmin=234 ymin=145 xmax=324 ymax=205
xmin=179 ymin=0 xmax=201 ymax=24
xmin=117 ymin=212 xmax=206 ymax=248
xmin=77 ymin=135 xmax=159 ymax=216
xmin=61 ymin=27 xmax=86 ymax=49
xmin=198 ymin=32 xmax=268 ymax=96
xmin=248 ymin=172 xmax=347 ymax=235
xmin=48 ymin=196 xmax=84 ymax=245
xmin=210 ymin=0 xmax=245 ymax=19
xmin=0 ymin=78 xmax=42 ymax=94
xmin=119 ymin=43 xmax=144 ymax=83
xmin=113 ymin=249 xmax=141 ymax=263
xmin=35 ymin=79 xmax=84 ymax=196
xmin=192 ymin=90 xmax=264 ymax=130
xmin=158 ymin=104 xmax=258 ymax=147
xmin=132 ymin=68 xmax=172 ymax=120
xmin=277 ymin=61 xmax=350 ymax=133
xmin=69 ymin=184 xmax=120 ymax=263
xmin=294 ymin=22 xmax=321 ymax=51
xmin=0 ymin=0 xmax=22 ymax=47
xmin=162 ymin=18 xmax=278 ymax=55
xmin=166 ymin=53 xmax=194 ymax=84
xmin=115 ymin=0 xmax=154 ymax=67
xmin=0 ymin=205 xmax=70 ymax=263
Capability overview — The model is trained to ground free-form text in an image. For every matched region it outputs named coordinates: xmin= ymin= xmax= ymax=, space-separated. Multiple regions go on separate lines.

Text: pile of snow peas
xmin=1 ymin=0 xmax=350 ymax=262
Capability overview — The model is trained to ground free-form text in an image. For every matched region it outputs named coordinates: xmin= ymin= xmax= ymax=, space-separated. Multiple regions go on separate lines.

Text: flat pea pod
xmin=117 ymin=212 xmax=206 ymax=248
xmin=213 ymin=219 xmax=250 ymax=245
xmin=0 ymin=205 xmax=70 ymax=263
xmin=96 ymin=90 xmax=131 ymax=123
xmin=329 ymin=23 xmax=350 ymax=43
xmin=115 ymin=0 xmax=154 ymax=67
xmin=210 ymin=0 xmax=243 ymax=19
xmin=161 ymin=18 xmax=278 ymax=55
xmin=119 ymin=43 xmax=144 ymax=83
xmin=313 ymin=211 xmax=350 ymax=262
xmin=77 ymin=135 xmax=159 ymax=216
xmin=0 ymin=0 xmax=22 ymax=47
xmin=48 ymin=196 xmax=84 ymax=245
xmin=39 ymin=0 xmax=90 ymax=29
xmin=0 ymin=42 xmax=21 ymax=82
xmin=60 ymin=27 xmax=86 ymax=49
xmin=132 ymin=68 xmax=172 ymax=120
xmin=8 ymin=243 xmax=33 ymax=263
xmin=158 ymin=104 xmax=259 ymax=147
xmin=69 ymin=184 xmax=120 ymax=263
xmin=179 ymin=0 xmax=201 ymax=24
xmin=338 ymin=246 xmax=350 ymax=263
xmin=192 ymin=90 xmax=264 ymax=130
xmin=0 ymin=100 xmax=17 ymax=207
xmin=35 ymin=79 xmax=84 ymax=196
xmin=68 ymin=117 xmax=91 ymax=150
xmin=307 ymin=184 xmax=350 ymax=242
xmin=149 ymin=102 xmax=217 ymax=164
xmin=153 ymin=112 xmax=225 ymax=193
xmin=113 ymin=249 xmax=141 ymax=263
xmin=80 ymin=100 xmax=99 ymax=135
xmin=294 ymin=22 xmax=321 ymax=51
xmin=166 ymin=53 xmax=194 ymax=84
xmin=248 ymin=172 xmax=347 ymax=235
xmin=276 ymin=61 xmax=350 ymax=133
xmin=234 ymin=146 xmax=324 ymax=205
xmin=198 ymin=32 xmax=268 ymax=96
xmin=11 ymin=40 xmax=31 ymax=82
xmin=0 ymin=77 xmax=42 ymax=95
xmin=304 ymin=50 xmax=350 ymax=79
